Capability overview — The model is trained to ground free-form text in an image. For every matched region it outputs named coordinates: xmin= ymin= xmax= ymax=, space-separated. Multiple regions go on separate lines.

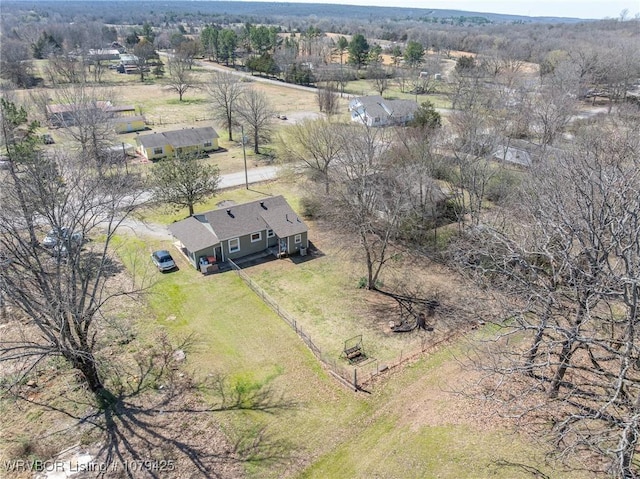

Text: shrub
xmin=485 ymin=169 xmax=522 ymax=204
xmin=300 ymin=196 xmax=324 ymax=219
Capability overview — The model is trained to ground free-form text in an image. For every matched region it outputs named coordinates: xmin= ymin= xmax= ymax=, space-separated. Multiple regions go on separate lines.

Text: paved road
xmin=160 ymin=51 xmax=320 ymax=95
xmin=219 ymin=165 xmax=278 ymax=189
xmin=119 ymin=165 xmax=280 ymax=240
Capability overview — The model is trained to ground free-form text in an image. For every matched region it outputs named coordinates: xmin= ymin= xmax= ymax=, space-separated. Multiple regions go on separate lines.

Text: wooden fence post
xmin=353 ymin=368 xmax=357 ymax=392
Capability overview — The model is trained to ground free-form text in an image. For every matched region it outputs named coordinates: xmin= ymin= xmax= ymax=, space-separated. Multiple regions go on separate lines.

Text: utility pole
xmin=241 ymin=124 xmax=248 ymax=189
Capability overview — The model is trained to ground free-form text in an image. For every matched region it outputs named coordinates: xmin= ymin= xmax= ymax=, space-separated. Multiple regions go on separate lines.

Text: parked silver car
xmin=42 ymin=228 xmax=83 ymax=248
xmin=151 ymin=250 xmax=176 ymax=272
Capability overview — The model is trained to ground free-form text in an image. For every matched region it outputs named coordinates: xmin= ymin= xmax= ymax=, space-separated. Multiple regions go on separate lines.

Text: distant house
xmin=119 ymin=54 xmax=138 ymax=66
xmin=46 ymin=101 xmax=141 ymax=131
xmin=113 ymin=116 xmax=147 ymax=134
xmin=168 ymin=195 xmax=309 ymax=270
xmin=47 ymin=102 xmax=106 ymax=128
xmin=87 ymin=48 xmax=121 ymax=61
xmin=491 ymin=145 xmax=532 ymax=168
xmin=135 ymin=126 xmax=220 ymax=160
xmin=349 ymin=96 xmax=418 ymax=126
xmin=117 ymin=54 xmax=140 ymax=74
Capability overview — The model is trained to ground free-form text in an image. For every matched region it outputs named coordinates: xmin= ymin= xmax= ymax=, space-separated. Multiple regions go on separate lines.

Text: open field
xmin=2 ymin=60 xmax=605 ymax=479
xmin=24 ymin=64 xmax=332 ymax=176
xmin=112 ymin=241 xmax=588 ymax=478
xmin=104 ymin=177 xmax=597 ymax=479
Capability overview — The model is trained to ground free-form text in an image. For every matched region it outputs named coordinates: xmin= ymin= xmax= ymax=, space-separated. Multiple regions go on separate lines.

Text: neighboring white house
xmin=349 ymin=96 xmax=419 ymax=127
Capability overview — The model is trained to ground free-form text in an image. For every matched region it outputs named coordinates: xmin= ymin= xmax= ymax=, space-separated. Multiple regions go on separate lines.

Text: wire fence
xmin=227 ymin=258 xmax=440 ymax=391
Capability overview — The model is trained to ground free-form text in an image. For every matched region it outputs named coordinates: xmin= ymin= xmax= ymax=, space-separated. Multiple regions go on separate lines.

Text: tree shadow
xmin=5 ymin=335 xmax=297 ymax=478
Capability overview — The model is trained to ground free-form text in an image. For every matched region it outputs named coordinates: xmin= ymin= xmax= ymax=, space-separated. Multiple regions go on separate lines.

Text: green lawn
xmin=343 ymin=79 xmax=452 ymax=110
xmin=115 ymin=183 xmax=599 ymax=479
xmin=113 ymin=234 xmax=370 ymax=478
xmin=246 ymin=254 xmax=426 ymax=364
xmin=137 ymin=178 xmax=304 ymax=226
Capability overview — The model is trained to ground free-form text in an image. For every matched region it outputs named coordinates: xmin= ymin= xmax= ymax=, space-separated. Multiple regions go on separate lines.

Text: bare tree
xmin=394 ymin=66 xmax=411 ymax=94
xmin=207 ymin=71 xmax=243 ymax=141
xmin=367 ymin=61 xmax=389 ymax=96
xmin=392 ymin=127 xmax=448 ymax=245
xmin=88 ymin=56 xmax=109 ymax=84
xmin=447 ymin=85 xmax=501 ymax=227
xmin=0 ymin=38 xmax=36 ymax=88
xmin=0 ymin=99 xmax=144 ymax=406
xmin=52 ymin=84 xmax=117 ymax=164
xmin=593 ymin=41 xmax=640 ymax=110
xmin=316 ymin=86 xmax=339 ymax=116
xmin=175 ymin=39 xmax=200 ymax=70
xmin=328 ymin=124 xmax=409 ymax=290
xmin=45 ymin=52 xmax=86 ymax=85
xmin=132 ymin=39 xmax=156 ymax=82
xmin=278 ymin=118 xmax=342 ymax=194
xmin=236 ymin=88 xmax=273 ymax=154
xmin=166 ymin=54 xmax=198 ymax=101
xmin=529 ymin=61 xmax=579 ymax=147
xmin=454 ymin=117 xmax=640 ymax=478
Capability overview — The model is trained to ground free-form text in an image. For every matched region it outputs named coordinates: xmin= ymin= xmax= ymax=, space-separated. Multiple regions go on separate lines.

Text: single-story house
xmin=119 ymin=54 xmax=139 ymax=66
xmin=168 ymin=195 xmax=309 ymax=269
xmin=349 ymin=95 xmax=418 ymax=127
xmin=135 ymin=126 xmax=220 ymax=160
xmin=87 ymin=49 xmax=121 ymax=61
xmin=113 ymin=115 xmax=147 ymax=134
xmin=47 ymin=101 xmax=138 ymax=128
xmin=491 ymin=145 xmax=532 ymax=168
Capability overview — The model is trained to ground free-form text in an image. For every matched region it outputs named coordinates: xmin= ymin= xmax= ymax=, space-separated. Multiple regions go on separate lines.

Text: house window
xmin=267 ymin=229 xmax=274 ymax=238
xmin=294 ymin=234 xmax=302 ymax=244
xmin=228 ymin=238 xmax=240 ymax=253
xmin=153 ymin=147 xmax=163 ymax=155
xmin=203 ymin=141 xmax=212 ymax=148
xmin=250 ymin=232 xmax=262 ymax=243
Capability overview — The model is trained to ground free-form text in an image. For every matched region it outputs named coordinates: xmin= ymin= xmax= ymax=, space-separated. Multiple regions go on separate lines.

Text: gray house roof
xmin=137 ymin=126 xmax=219 ymax=150
xmin=168 ymin=196 xmax=307 ymax=252
xmin=349 ymin=96 xmax=418 ymax=124
xmin=204 ymin=195 xmax=307 ymax=241
xmin=491 ymin=145 xmax=532 ymax=167
xmin=167 ymin=216 xmax=219 ymax=252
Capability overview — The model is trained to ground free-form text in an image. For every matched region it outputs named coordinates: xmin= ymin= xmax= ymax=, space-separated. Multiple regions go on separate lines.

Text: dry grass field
xmin=1 ymin=61 xmax=599 ymax=479
xmin=22 ymin=63 xmax=339 ymax=176
xmin=0 ymin=173 xmax=598 ymax=479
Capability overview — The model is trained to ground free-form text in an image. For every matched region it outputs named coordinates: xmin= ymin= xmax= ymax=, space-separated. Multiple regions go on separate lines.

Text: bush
xmin=357 ymin=277 xmax=383 ymax=289
xmin=485 ymin=169 xmax=522 ymax=204
xmin=300 ymin=196 xmax=324 ymax=219
xmin=439 ymin=198 xmax=464 ymax=223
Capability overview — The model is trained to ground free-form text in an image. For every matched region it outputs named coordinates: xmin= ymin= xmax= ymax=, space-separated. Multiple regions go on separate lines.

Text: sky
xmin=235 ymin=0 xmax=640 ymax=19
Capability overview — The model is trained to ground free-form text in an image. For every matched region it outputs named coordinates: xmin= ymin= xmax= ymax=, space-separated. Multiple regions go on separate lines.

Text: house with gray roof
xmin=136 ymin=126 xmax=219 ymax=160
xmin=168 ymin=195 xmax=309 ymax=269
xmin=490 ymin=139 xmax=564 ymax=168
xmin=46 ymin=101 xmax=139 ymax=129
xmin=349 ymin=96 xmax=418 ymax=126
xmin=491 ymin=145 xmax=532 ymax=168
